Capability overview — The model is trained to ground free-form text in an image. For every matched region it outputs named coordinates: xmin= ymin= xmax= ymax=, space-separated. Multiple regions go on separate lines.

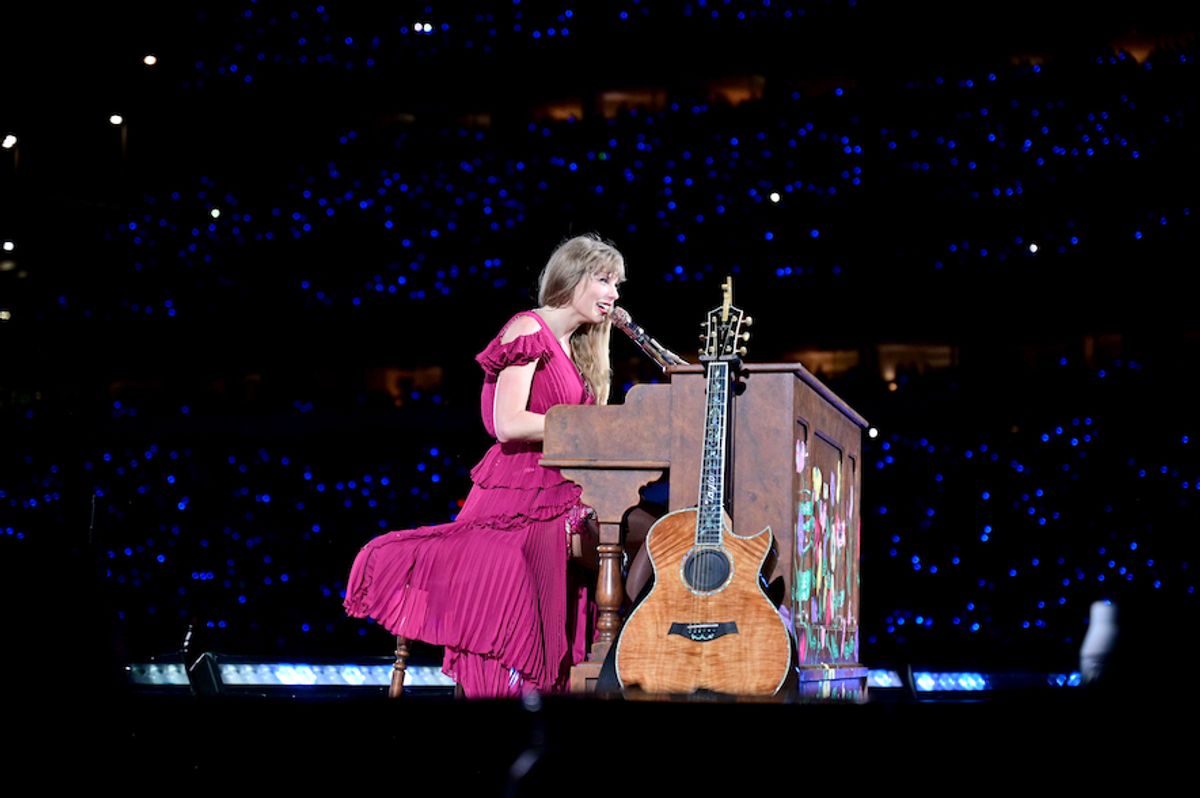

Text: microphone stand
xmin=610 ymin=306 xmax=689 ymax=372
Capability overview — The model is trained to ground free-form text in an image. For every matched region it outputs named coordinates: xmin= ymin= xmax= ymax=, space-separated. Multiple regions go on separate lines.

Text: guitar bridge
xmin=668 ymin=622 xmax=739 ymax=642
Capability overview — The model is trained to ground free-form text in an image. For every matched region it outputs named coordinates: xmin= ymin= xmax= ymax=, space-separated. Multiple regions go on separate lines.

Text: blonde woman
xmin=344 ymin=234 xmax=625 ymax=697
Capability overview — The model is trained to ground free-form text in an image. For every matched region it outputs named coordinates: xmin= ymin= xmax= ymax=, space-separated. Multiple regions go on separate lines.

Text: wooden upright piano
xmin=543 ymin=362 xmax=870 ymax=699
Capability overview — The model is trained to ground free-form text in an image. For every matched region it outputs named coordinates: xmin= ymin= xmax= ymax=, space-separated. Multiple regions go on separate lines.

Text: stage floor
xmin=7 ymin=685 xmax=1185 ymax=792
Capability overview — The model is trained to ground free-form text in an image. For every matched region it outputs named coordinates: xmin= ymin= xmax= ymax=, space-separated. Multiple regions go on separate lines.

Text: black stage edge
xmin=7 ymin=688 xmax=1190 ymax=792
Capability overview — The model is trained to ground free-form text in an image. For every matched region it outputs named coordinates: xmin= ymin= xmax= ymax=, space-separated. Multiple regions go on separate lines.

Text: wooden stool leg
xmin=593 ymin=540 xmax=625 ymax=657
xmin=388 ymin=636 xmax=410 ymax=699
xmin=569 ymin=539 xmax=625 ymax=693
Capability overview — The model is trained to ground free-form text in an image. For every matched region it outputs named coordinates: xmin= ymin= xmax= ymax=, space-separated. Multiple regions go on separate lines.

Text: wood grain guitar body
xmin=615 ymin=507 xmax=792 ymax=695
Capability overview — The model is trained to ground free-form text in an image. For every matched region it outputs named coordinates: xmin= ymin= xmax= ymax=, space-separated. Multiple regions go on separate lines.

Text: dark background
xmin=1 ymin=2 xmax=1197 ymax=684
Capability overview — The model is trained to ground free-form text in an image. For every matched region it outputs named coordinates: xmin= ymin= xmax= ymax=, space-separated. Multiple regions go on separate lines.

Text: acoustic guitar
xmin=615 ymin=278 xmax=792 ymax=695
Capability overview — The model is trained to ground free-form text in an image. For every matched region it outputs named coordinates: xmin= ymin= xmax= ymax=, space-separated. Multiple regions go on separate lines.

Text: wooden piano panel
xmin=669 ymin=364 xmax=867 ymax=694
xmin=546 ymin=363 xmax=867 ymax=695
xmin=543 ymin=381 xmax=673 ymax=527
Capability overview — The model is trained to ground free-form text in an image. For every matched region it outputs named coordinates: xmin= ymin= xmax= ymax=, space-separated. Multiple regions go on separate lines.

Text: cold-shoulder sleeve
xmin=475 ymin=320 xmax=553 ymax=377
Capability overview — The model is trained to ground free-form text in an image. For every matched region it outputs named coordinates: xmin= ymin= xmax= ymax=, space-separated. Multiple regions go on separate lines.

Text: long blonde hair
xmin=538 ymin=234 xmax=626 ymax=405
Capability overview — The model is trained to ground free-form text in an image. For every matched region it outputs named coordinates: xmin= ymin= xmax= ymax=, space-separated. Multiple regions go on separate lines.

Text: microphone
xmin=610 ymin=306 xmax=689 ymax=371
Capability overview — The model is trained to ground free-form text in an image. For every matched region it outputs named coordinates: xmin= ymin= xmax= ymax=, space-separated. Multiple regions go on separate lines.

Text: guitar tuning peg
xmin=743 ymin=316 xmax=754 ymax=326
xmin=740 ymin=332 xmax=750 ymax=341
xmin=737 ymin=346 xmax=748 ymax=356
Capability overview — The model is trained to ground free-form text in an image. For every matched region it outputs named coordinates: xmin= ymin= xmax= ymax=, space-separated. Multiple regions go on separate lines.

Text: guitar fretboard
xmin=697 ymin=361 xmax=729 ymax=546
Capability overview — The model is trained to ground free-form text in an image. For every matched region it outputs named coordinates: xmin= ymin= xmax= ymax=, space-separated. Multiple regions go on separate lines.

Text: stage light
xmin=127 ymin=655 xmax=454 ymax=693
xmin=110 ymin=114 xmax=124 ymax=125
xmin=769 ymin=192 xmax=780 ymax=202
xmin=0 ymin=310 xmax=12 ymax=322
xmin=218 ymin=662 xmax=452 ymax=688
xmin=867 ymin=669 xmax=904 ymax=688
xmin=2 ymin=134 xmax=15 ymax=149
xmin=911 ymin=671 xmax=990 ymax=692
xmin=210 ymin=208 xmax=221 ymax=219
xmin=144 ymin=54 xmax=158 ymax=66
xmin=868 ymin=427 xmax=879 ymax=439
xmin=1048 ymin=672 xmax=1083 ymax=687
xmin=127 ymin=662 xmax=190 ymax=686
xmin=2 ymin=241 xmax=13 ymax=251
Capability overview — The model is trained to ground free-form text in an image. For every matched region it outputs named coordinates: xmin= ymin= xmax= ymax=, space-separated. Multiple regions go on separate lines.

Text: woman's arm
xmin=492 ymin=315 xmax=547 ymax=443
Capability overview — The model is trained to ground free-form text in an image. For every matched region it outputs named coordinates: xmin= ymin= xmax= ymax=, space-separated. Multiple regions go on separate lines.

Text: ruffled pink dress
xmin=343 ymin=310 xmax=595 ymax=697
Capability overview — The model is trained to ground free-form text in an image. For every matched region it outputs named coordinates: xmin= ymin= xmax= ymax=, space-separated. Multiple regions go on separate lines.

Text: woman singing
xmin=344 ymin=234 xmax=625 ymax=697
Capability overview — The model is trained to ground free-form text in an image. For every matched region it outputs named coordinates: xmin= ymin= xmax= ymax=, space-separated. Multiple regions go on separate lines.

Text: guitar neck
xmin=697 ymin=361 xmax=731 ymax=546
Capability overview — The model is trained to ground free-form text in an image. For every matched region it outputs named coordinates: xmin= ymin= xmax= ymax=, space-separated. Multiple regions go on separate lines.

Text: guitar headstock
xmin=699 ymin=276 xmax=753 ymax=362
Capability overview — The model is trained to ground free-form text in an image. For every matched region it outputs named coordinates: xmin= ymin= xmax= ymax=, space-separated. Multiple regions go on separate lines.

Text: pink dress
xmin=343 ymin=310 xmax=595 ymax=697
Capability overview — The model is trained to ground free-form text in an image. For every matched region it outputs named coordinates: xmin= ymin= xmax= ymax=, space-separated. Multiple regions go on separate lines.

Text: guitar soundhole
xmin=683 ymin=549 xmax=732 ymax=593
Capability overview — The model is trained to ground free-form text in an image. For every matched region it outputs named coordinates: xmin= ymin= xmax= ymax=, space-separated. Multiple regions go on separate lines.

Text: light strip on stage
xmin=126 ymin=661 xmax=455 ymax=688
xmin=127 ymin=662 xmax=190 ymax=686
xmin=912 ymin=672 xmax=990 ymax=692
xmin=1048 ymin=672 xmax=1083 ymax=687
xmin=867 ymin=669 xmax=904 ymax=688
xmin=218 ymin=662 xmax=454 ymax=687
